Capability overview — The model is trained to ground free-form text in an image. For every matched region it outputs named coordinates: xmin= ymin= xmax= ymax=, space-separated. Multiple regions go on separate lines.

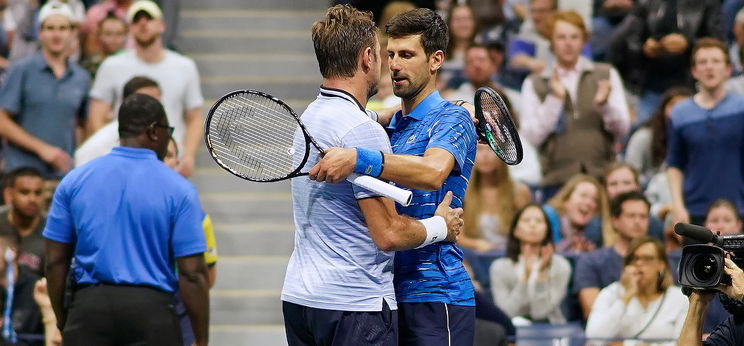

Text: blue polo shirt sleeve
xmin=666 ymin=112 xmax=687 ymax=170
xmin=344 ymin=121 xmax=393 ymax=199
xmin=43 ymin=180 xmax=76 ymax=244
xmin=425 ymin=106 xmax=475 ymax=174
xmin=172 ymin=186 xmax=208 ymax=258
xmin=0 ymin=62 xmax=25 ymax=115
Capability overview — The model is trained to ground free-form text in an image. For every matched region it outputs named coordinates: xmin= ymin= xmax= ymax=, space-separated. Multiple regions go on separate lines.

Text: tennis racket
xmin=204 ymin=89 xmax=413 ymax=206
xmin=474 ymin=87 xmax=523 ymax=166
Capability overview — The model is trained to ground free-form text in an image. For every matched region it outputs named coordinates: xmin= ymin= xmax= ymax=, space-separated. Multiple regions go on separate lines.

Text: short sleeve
xmin=172 ymin=186 xmax=208 ymax=258
xmin=88 ymin=58 xmax=118 ymax=104
xmin=43 ymin=180 xmax=76 ymax=243
xmin=343 ymin=120 xmax=393 ymax=200
xmin=0 ymin=62 xmax=25 ymax=115
xmin=572 ymin=252 xmax=600 ymax=293
xmin=704 ymin=316 xmax=744 ymax=345
xmin=425 ymin=106 xmax=476 ymax=174
xmin=183 ymin=59 xmax=204 ymax=111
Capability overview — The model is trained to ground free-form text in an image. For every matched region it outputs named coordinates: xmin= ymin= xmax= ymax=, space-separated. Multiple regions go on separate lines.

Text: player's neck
xmin=135 ymin=42 xmax=165 ymax=64
xmin=321 ymin=78 xmax=369 ymax=108
xmin=401 ymin=82 xmax=437 ymax=115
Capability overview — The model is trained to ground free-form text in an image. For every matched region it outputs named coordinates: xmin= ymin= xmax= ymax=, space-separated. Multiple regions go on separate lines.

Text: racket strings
xmin=478 ymin=93 xmax=520 ymax=163
xmin=207 ymin=93 xmax=303 ymax=181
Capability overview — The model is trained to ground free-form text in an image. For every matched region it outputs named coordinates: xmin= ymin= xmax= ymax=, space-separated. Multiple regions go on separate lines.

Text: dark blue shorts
xmin=283 ymin=300 xmax=397 ymax=346
xmin=398 ymin=302 xmax=475 ymax=346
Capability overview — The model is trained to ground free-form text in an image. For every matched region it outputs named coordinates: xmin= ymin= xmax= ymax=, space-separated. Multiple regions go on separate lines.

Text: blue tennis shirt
xmin=387 ymin=91 xmax=477 ymax=306
xmin=43 ymin=147 xmax=207 ymax=293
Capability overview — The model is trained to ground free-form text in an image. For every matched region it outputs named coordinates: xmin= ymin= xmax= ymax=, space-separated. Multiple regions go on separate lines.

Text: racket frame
xmin=474 ymin=87 xmax=524 ymax=166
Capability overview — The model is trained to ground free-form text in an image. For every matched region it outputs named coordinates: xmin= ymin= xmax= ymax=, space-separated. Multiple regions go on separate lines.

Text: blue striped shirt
xmin=281 ymin=86 xmax=397 ymax=312
xmin=387 ymin=91 xmax=477 ymax=306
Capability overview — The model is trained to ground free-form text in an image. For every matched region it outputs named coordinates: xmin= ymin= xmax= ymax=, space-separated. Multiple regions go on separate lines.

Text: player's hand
xmin=660 ymin=33 xmax=688 ymax=55
xmin=178 ymin=154 xmax=196 ymax=177
xmin=435 ymin=191 xmax=463 ymax=242
xmin=38 ymin=144 xmax=72 ymax=174
xmin=718 ymin=258 xmax=744 ymax=301
xmin=643 ymin=38 xmax=662 ymax=58
xmin=593 ymin=79 xmax=611 ymax=106
xmin=309 ymin=147 xmax=356 ymax=183
xmin=461 ymin=101 xmax=478 ymax=125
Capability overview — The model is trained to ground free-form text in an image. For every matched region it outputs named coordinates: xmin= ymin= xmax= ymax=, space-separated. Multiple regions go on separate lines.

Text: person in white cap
xmin=86 ymin=0 xmax=204 ymax=177
xmin=0 ymin=0 xmax=90 ymax=179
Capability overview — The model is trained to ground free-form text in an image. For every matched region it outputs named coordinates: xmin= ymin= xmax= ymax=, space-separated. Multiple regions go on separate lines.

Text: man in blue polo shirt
xmin=310 ymin=8 xmax=478 ymax=345
xmin=667 ymin=38 xmax=744 ymax=227
xmin=43 ymin=94 xmax=209 ymax=346
xmin=0 ymin=1 xmax=90 ymax=178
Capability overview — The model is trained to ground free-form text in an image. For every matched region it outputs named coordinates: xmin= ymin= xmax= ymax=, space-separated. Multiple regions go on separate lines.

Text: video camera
xmin=675 ymin=223 xmax=744 ymax=289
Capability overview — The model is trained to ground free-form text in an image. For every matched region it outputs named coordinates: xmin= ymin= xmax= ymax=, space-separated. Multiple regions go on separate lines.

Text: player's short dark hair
xmin=123 ymin=76 xmax=160 ymax=99
xmin=385 ymin=8 xmax=448 ymax=57
xmin=610 ymin=191 xmax=650 ymax=218
xmin=3 ymin=167 xmax=43 ymax=189
xmin=311 ymin=4 xmax=378 ymax=79
xmin=118 ymin=93 xmax=167 ymax=139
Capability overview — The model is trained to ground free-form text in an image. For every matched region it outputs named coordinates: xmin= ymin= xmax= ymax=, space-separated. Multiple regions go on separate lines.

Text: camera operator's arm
xmin=678 ymin=290 xmax=714 ymax=346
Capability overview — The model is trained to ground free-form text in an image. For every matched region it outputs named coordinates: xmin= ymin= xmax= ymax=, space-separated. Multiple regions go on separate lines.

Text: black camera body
xmin=676 ymin=223 xmax=744 ymax=289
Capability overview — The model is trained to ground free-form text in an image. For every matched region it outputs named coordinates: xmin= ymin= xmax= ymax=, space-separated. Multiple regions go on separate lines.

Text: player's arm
xmin=310 ymin=146 xmax=455 ymax=191
xmin=85 ymin=97 xmax=112 ymax=137
xmin=0 ymin=108 xmax=72 ymax=172
xmin=358 ymin=191 xmax=462 ymax=251
xmin=179 ymin=106 xmax=203 ymax=177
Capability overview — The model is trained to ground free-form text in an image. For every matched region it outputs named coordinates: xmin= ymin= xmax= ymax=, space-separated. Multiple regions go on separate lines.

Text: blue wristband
xmin=354 ymin=147 xmax=384 ymax=177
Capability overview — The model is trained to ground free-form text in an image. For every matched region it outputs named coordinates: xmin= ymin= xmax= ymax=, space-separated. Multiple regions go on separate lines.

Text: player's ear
xmin=361 ymin=46 xmax=373 ymax=72
xmin=430 ymin=50 xmax=444 ymax=73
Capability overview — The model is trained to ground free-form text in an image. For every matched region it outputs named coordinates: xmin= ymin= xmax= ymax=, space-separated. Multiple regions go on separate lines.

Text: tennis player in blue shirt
xmin=310 ymin=8 xmax=478 ymax=345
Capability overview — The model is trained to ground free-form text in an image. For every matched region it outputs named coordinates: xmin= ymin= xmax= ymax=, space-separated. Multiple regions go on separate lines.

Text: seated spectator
xmin=0 ymin=167 xmax=46 ymax=277
xmin=624 ymin=86 xmax=692 ymax=197
xmin=75 ymin=76 xmax=160 ymax=167
xmin=706 ymin=199 xmax=743 ymax=236
xmin=80 ymin=13 xmax=128 ymax=79
xmin=490 ymin=204 xmax=571 ymax=323
xmin=520 ymin=11 xmax=630 ymax=199
xmin=585 ymin=237 xmax=687 ymax=343
xmin=440 ymin=2 xmax=476 ymax=87
xmin=543 ymin=174 xmax=609 ymax=254
xmin=505 ymin=0 xmax=556 ymax=83
xmin=460 ymin=143 xmax=531 ymax=252
xmin=573 ymin=191 xmax=651 ymax=319
xmin=0 ymin=233 xmax=45 ymax=346
xmin=583 ymin=162 xmax=665 ymax=247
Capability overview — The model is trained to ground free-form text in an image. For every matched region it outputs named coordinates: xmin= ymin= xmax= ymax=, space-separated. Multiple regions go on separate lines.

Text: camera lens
xmin=692 ymin=254 xmax=719 ymax=282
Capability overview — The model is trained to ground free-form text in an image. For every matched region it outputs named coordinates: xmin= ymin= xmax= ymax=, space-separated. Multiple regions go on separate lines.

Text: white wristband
xmin=416 ymin=215 xmax=447 ymax=249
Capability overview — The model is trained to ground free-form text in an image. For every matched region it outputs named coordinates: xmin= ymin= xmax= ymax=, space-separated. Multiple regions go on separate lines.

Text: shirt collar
xmin=31 ymin=51 xmax=73 ymax=77
xmin=319 ymin=85 xmax=365 ymax=112
xmin=111 ymin=146 xmax=159 ymax=160
xmin=401 ymin=90 xmax=446 ymax=121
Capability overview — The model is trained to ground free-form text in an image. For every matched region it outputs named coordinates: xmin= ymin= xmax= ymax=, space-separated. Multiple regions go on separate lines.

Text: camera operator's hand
xmin=718 ymin=258 xmax=744 ymax=301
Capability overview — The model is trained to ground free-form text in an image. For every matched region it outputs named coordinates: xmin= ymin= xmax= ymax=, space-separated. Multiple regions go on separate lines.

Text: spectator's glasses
xmin=154 ymin=123 xmax=175 ymax=136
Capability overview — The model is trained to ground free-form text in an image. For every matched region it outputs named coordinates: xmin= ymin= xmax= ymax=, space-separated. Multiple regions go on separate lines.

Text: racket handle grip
xmin=347 ymin=173 xmax=413 ymax=207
